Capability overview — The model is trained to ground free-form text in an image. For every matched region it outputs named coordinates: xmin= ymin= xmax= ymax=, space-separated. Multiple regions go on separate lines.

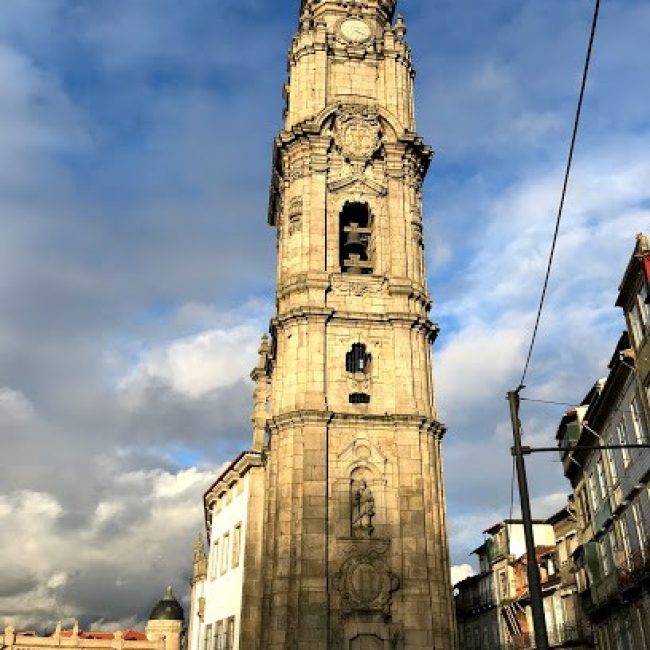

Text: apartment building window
xmin=588 ymin=474 xmax=600 ymax=510
xmin=600 ymin=535 xmax=612 ymax=576
xmin=226 ymin=617 xmax=235 ymax=650
xmin=210 ymin=624 xmax=218 ymax=650
xmin=617 ymin=422 xmax=631 ymax=468
xmin=221 ymin=532 xmax=230 ymax=574
xmin=498 ymin=570 xmax=508 ymax=599
xmin=578 ymin=487 xmax=592 ymax=526
xmin=630 ymin=396 xmax=647 ymax=444
xmin=567 ymin=532 xmax=577 ymax=556
xmin=636 ymin=604 xmax=648 ymax=650
xmin=622 ymin=614 xmax=634 ymax=650
xmin=629 ymin=303 xmax=644 ymax=348
xmin=203 ymin=625 xmax=212 ymax=650
xmin=639 ymin=284 xmax=650 ymax=326
xmin=596 ymin=459 xmax=608 ymax=501
xmin=606 ymin=447 xmax=619 ymax=485
xmin=618 ymin=517 xmax=632 ymax=567
xmin=210 ymin=540 xmax=219 ymax=581
xmin=215 ymin=621 xmax=224 ymax=650
xmin=558 ymin=537 xmax=568 ymax=566
xmin=632 ymin=502 xmax=647 ymax=559
xmin=232 ymin=523 xmax=242 ymax=568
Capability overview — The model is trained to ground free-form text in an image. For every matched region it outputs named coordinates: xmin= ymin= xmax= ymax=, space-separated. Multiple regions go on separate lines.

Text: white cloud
xmin=0 ymin=462 xmax=217 ymax=630
xmin=451 ymin=564 xmax=475 ymax=586
xmin=118 ymin=324 xmax=261 ymax=400
xmin=0 ymin=388 xmax=36 ymax=422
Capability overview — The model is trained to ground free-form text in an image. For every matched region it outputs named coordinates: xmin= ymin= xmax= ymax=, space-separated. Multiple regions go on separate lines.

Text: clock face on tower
xmin=339 ymin=18 xmax=372 ymax=43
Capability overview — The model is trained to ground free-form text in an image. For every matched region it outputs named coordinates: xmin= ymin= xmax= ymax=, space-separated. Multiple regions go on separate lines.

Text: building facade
xmin=555 ymin=234 xmax=650 ymax=649
xmin=455 ymin=520 xmax=556 ymax=649
xmin=455 ymin=515 xmax=592 ymax=650
xmin=188 ymin=1 xmax=457 ymax=648
xmin=0 ymin=589 xmax=184 ymax=650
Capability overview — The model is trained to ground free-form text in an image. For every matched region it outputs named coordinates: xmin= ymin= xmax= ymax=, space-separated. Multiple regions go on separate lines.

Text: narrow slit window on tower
xmin=339 ymin=202 xmax=372 ymax=275
xmin=346 ymin=343 xmax=371 ymax=374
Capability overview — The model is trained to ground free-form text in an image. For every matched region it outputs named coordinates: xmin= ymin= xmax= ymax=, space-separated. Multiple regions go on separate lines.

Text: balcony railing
xmin=510 ymin=621 xmax=593 ymax=648
xmin=617 ymin=546 xmax=649 ymax=590
xmin=456 ymin=593 xmax=497 ymax=614
xmin=590 ymin=543 xmax=650 ymax=609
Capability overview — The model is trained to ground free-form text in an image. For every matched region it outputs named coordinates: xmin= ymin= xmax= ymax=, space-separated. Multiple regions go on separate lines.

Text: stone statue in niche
xmin=352 ymin=479 xmax=375 ymax=537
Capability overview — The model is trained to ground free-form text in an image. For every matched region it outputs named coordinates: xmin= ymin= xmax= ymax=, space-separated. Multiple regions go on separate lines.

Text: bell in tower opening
xmin=340 ymin=202 xmax=373 ymax=275
xmin=188 ymin=0 xmax=458 ymax=648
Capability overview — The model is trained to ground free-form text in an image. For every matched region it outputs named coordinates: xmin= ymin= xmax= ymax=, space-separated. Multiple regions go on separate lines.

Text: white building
xmin=187 ymin=451 xmax=264 ymax=650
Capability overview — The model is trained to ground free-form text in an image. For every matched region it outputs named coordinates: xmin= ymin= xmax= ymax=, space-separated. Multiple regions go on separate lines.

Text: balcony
xmin=456 ymin=592 xmax=497 ymax=616
xmin=510 ymin=621 xmax=593 ymax=648
xmin=617 ymin=545 xmax=650 ymax=591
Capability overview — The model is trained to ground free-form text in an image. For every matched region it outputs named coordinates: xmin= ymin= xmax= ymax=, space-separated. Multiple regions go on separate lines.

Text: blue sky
xmin=0 ymin=0 xmax=648 ymax=629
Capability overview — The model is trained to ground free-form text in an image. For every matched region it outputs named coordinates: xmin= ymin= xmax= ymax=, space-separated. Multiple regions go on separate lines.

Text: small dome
xmin=149 ymin=586 xmax=184 ymax=621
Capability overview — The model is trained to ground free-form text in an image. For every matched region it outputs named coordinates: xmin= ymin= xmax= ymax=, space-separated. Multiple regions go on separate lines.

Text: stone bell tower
xmin=243 ymin=1 xmax=457 ymax=648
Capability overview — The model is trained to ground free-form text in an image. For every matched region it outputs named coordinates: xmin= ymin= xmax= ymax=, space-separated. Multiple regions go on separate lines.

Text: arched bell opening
xmin=339 ymin=201 xmax=373 ymax=275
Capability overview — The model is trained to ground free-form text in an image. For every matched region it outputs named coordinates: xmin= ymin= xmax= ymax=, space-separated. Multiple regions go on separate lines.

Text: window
xmin=215 ymin=621 xmax=224 ymax=650
xmin=232 ymin=524 xmax=241 ymax=568
xmin=203 ymin=625 xmax=212 ymax=650
xmin=498 ymin=570 xmax=508 ymax=599
xmin=346 ymin=343 xmax=371 ymax=373
xmin=588 ymin=473 xmax=600 ymax=510
xmin=579 ymin=488 xmax=592 ymax=526
xmin=210 ymin=540 xmax=219 ymax=580
xmin=349 ymin=392 xmax=371 ymax=404
xmin=622 ymin=614 xmax=634 ymax=650
xmin=558 ymin=537 xmax=568 ymax=566
xmin=567 ymin=533 xmax=577 ymax=557
xmin=630 ymin=396 xmax=647 ymax=444
xmin=619 ymin=517 xmax=631 ymax=567
xmin=617 ymin=422 xmax=631 ymax=468
xmin=221 ymin=532 xmax=230 ymax=574
xmin=600 ymin=536 xmax=612 ymax=576
xmin=596 ymin=459 xmax=608 ymax=501
xmin=632 ymin=502 xmax=647 ymax=558
xmin=636 ymin=605 xmax=648 ymax=650
xmin=629 ymin=303 xmax=644 ymax=347
xmin=606 ymin=448 xmax=618 ymax=485
xmin=226 ymin=617 xmax=235 ymax=650
xmin=638 ymin=284 xmax=650 ymax=327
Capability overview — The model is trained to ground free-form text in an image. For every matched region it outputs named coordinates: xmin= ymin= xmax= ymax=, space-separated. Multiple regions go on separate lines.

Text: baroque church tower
xmin=190 ymin=2 xmax=457 ymax=650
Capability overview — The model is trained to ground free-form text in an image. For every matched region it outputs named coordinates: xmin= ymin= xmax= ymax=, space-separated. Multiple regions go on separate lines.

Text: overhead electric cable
xmin=518 ymin=0 xmax=601 ymax=387
xmin=521 ymin=397 xmax=638 ymax=417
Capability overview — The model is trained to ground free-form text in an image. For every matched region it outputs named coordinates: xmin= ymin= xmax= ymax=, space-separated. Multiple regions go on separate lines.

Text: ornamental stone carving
xmin=336 ymin=543 xmax=400 ymax=619
xmin=336 ymin=107 xmax=382 ymax=161
xmin=288 ymin=197 xmax=303 ymax=235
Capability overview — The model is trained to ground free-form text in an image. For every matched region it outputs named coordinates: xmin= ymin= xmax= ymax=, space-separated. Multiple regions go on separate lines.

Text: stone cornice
xmin=273 ymin=307 xmax=439 ymax=342
xmin=268 ymin=410 xmax=445 ymax=438
xmin=276 ymin=274 xmax=432 ymax=310
xmin=204 ymin=450 xmax=264 ymax=510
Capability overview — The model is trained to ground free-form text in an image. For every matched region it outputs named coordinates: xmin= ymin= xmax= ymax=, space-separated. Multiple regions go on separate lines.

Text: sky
xmin=0 ymin=0 xmax=649 ymax=631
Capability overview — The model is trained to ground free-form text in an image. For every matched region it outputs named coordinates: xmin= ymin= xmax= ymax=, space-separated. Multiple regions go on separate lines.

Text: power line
xmin=521 ymin=397 xmax=576 ymax=407
xmin=519 ymin=0 xmax=602 ymax=387
xmin=521 ymin=397 xmax=638 ymax=417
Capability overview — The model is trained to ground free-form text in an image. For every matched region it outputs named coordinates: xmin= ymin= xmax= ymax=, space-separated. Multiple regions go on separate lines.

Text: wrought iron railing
xmin=510 ymin=621 xmax=593 ymax=648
